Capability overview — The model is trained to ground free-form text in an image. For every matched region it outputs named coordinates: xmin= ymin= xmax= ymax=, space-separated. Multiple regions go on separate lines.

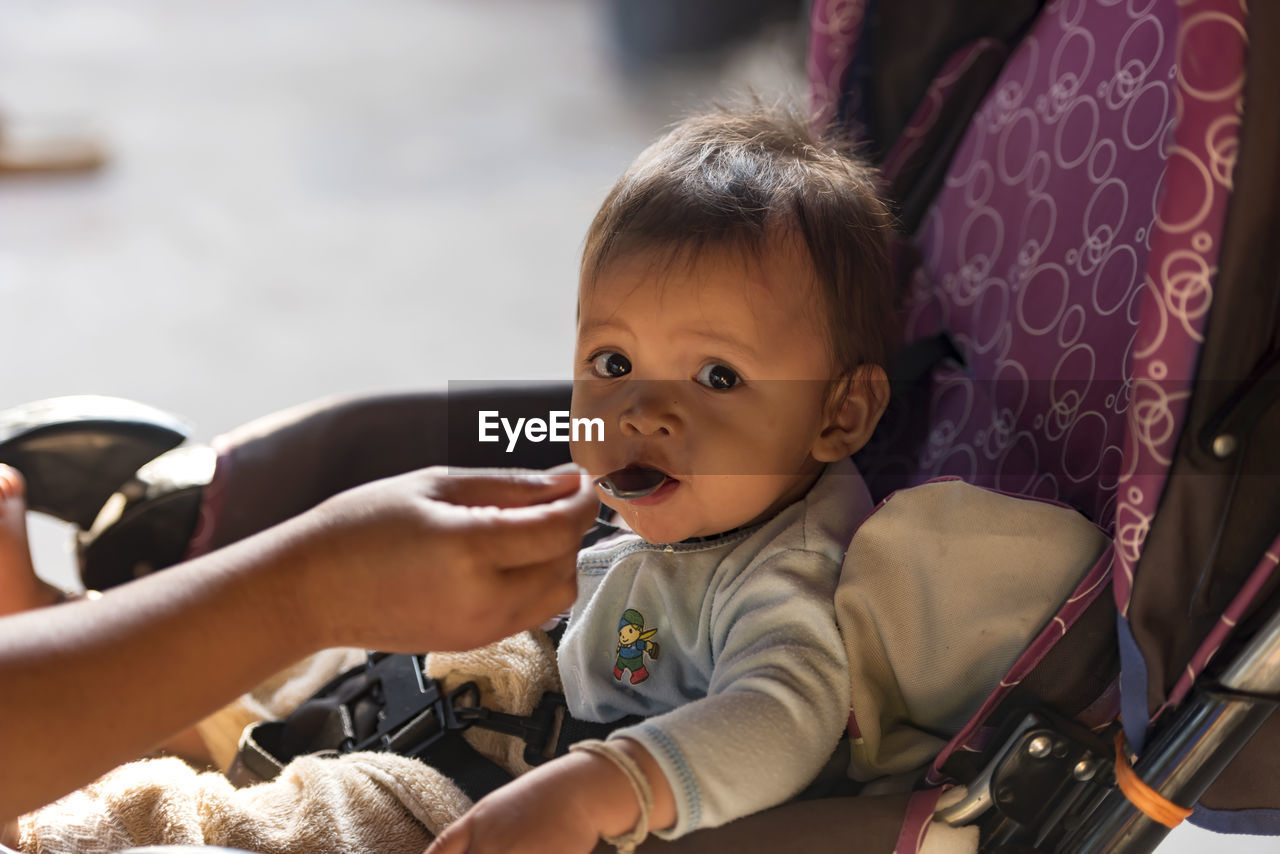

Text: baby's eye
xmin=695 ymin=363 xmax=741 ymax=391
xmin=590 ymin=351 xmax=631 ymax=378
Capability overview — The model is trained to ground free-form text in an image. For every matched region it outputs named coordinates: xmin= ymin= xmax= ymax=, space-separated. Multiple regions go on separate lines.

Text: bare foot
xmin=0 ymin=464 xmax=62 ymax=616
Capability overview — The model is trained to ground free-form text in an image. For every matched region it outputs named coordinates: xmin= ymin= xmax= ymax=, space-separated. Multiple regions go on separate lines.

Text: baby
xmin=430 ymin=105 xmax=897 ymax=853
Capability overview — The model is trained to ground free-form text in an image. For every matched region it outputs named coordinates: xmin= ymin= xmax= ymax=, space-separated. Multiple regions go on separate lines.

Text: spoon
xmin=595 ymin=466 xmax=668 ymax=500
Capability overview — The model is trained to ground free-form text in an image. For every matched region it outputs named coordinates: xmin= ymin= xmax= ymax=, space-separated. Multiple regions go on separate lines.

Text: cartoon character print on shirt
xmin=614 ymin=608 xmax=660 ymax=685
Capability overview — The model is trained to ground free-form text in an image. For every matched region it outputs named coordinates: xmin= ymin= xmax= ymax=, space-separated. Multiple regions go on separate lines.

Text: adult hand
xmin=0 ymin=463 xmax=596 ymax=824
xmin=289 ymin=464 xmax=598 ymax=653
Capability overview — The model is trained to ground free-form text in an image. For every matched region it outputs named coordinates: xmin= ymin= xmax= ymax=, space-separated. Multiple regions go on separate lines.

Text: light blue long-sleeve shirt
xmin=557 ymin=458 xmax=869 ymax=838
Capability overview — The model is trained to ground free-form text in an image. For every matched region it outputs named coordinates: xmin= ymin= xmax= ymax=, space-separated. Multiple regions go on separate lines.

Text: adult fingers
xmin=474 ymin=488 xmax=599 ymax=570
xmin=490 ymin=556 xmax=579 ymax=634
xmin=425 ymin=464 xmax=589 ymax=509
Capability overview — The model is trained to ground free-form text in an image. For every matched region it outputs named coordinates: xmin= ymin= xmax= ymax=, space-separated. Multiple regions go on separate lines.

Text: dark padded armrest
xmin=206 ymin=385 xmax=573 ymax=551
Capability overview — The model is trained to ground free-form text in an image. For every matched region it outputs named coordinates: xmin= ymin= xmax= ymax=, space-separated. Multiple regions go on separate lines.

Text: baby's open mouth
xmin=596 ymin=466 xmax=670 ymax=500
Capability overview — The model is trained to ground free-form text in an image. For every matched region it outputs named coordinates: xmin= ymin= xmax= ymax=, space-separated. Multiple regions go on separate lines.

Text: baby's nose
xmin=618 ymin=385 xmax=680 ymax=437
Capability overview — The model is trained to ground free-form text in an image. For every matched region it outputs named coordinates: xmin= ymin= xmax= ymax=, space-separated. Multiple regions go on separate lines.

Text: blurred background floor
xmin=0 ymin=0 xmax=806 ymax=425
xmin=0 ymin=0 xmax=805 ymax=578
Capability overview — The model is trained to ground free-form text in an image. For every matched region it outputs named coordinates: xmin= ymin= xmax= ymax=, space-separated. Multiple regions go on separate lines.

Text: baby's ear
xmin=811 ymin=364 xmax=890 ymax=462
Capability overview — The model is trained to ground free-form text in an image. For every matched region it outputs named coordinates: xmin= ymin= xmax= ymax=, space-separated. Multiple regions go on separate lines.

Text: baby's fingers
xmin=425 ymin=815 xmax=471 ymax=854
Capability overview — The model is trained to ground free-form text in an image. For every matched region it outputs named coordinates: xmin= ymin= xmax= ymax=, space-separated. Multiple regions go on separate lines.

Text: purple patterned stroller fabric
xmin=808 ymin=0 xmax=871 ymax=135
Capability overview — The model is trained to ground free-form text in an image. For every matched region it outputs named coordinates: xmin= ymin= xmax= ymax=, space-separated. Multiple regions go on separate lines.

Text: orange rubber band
xmin=1113 ymin=732 xmax=1194 ymax=828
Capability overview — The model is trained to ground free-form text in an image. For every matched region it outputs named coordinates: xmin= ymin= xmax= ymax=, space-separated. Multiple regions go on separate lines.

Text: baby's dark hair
xmin=581 ymin=103 xmax=898 ymax=375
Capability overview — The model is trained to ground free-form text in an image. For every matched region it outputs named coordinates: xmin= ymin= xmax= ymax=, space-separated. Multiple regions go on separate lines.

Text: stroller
xmin=3 ymin=0 xmax=1277 ymax=850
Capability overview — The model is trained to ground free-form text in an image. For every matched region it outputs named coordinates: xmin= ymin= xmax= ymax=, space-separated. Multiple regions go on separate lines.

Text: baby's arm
xmin=427 ymin=737 xmax=675 ymax=854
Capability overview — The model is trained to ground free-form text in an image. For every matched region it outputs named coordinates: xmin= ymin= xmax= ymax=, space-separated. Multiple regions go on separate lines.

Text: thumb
xmin=425 ymin=464 xmax=589 ymax=509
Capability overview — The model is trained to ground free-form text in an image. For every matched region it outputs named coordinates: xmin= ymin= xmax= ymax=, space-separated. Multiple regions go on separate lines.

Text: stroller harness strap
xmin=229 ymin=652 xmax=640 ymax=802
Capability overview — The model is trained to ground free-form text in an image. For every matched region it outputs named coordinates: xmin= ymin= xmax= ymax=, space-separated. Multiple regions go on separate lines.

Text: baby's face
xmin=570 ymin=241 xmax=838 ymax=544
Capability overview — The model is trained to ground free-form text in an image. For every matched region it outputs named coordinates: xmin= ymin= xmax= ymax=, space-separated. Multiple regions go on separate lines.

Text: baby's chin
xmin=612 ymin=507 xmax=692 ymax=545
xmin=614 ymin=505 xmax=731 ymax=545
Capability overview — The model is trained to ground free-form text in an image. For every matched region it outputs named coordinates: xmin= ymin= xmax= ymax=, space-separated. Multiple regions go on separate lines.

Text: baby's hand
xmin=426 ymin=746 xmax=651 ymax=854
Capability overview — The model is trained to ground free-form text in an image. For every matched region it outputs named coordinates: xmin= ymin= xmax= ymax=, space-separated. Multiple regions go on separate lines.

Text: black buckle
xmin=345 ymin=653 xmax=568 ymax=768
xmin=453 ymin=691 xmax=568 ymax=766
xmin=347 ymin=653 xmax=469 ymax=758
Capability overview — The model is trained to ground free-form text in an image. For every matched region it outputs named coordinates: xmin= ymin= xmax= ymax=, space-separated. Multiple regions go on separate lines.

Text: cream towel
xmin=17 ymin=752 xmax=468 ymax=854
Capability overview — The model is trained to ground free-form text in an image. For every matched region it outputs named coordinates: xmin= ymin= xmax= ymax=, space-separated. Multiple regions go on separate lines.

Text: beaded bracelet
xmin=569 ymin=738 xmax=654 ymax=854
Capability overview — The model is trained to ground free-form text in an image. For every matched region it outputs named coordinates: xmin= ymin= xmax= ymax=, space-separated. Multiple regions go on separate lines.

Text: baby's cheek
xmin=569 ymin=436 xmax=609 ymax=476
xmin=569 ymin=398 xmax=613 ymax=472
